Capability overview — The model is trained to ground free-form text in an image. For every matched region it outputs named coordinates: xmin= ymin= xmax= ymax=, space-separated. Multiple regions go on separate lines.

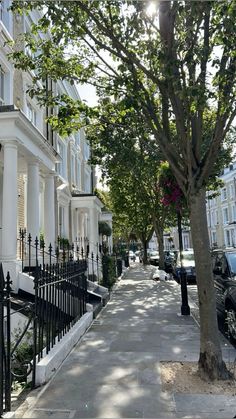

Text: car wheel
xmin=226 ymin=308 xmax=236 ymax=342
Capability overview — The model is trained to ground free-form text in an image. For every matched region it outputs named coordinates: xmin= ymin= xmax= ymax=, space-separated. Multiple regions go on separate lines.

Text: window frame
xmin=0 ymin=65 xmax=5 ymax=105
xmin=26 ymin=101 xmax=37 ymax=126
xmin=221 ymin=187 xmax=227 ymax=202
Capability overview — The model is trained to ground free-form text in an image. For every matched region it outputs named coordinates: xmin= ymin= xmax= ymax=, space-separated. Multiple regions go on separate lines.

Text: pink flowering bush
xmin=159 ymin=162 xmax=183 ymax=211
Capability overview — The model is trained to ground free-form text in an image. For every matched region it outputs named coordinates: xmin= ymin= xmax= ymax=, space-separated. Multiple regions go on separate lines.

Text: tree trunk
xmin=142 ymin=240 xmax=148 ymax=264
xmin=155 ymin=227 xmax=165 ymax=270
xmin=189 ymin=188 xmax=231 ymax=380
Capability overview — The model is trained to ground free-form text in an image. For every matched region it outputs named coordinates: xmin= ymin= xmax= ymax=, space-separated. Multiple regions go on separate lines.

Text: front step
xmin=87 ymin=292 xmax=103 ymax=318
xmin=87 ymin=280 xmax=110 ymax=307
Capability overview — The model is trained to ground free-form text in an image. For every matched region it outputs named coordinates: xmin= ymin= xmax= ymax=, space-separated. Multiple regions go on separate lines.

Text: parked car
xmin=164 ymin=251 xmax=176 ymax=273
xmin=128 ymin=250 xmax=136 ymax=261
xmin=173 ymin=249 xmax=196 ymax=284
xmin=212 ymin=248 xmax=236 ymax=341
xmin=148 ymin=250 xmax=160 ymax=266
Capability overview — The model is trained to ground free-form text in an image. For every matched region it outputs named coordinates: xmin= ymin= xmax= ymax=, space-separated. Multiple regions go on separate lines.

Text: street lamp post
xmin=177 ymin=211 xmax=190 ymax=315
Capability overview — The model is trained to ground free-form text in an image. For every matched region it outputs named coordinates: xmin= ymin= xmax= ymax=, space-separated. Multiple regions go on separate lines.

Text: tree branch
xmin=77 ymin=1 xmax=161 ymax=86
xmin=82 ymin=37 xmax=120 ymax=78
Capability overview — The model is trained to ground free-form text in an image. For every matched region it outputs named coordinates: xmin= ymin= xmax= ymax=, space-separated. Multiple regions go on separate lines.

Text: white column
xmin=77 ymin=211 xmax=85 ymax=250
xmin=89 ymin=207 xmax=99 ymax=254
xmin=27 ymin=161 xmax=40 ymax=241
xmin=64 ymin=205 xmax=69 ymax=239
xmin=84 ymin=213 xmax=88 ymax=239
xmin=72 ymin=208 xmax=78 ymax=242
xmin=2 ymin=142 xmax=18 ymax=260
xmin=78 ymin=211 xmax=84 ymax=239
xmin=44 ymin=174 xmax=55 ymax=250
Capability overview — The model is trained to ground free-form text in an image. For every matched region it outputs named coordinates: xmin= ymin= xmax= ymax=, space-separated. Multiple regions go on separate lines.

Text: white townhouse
xmin=0 ymin=3 xmax=108 ymax=289
xmin=207 ymin=163 xmax=236 ymax=249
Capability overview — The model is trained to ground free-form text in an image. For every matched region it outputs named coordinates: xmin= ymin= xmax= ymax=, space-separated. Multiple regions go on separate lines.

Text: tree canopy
xmin=10 ymin=0 xmax=236 ymax=380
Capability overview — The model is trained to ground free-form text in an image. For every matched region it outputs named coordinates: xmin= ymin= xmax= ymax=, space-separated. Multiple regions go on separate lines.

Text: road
xmin=183 ymin=283 xmax=232 ymax=346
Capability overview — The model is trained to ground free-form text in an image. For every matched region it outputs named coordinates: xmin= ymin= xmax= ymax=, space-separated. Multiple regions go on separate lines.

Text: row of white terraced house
xmin=0 ymin=2 xmax=112 ymax=292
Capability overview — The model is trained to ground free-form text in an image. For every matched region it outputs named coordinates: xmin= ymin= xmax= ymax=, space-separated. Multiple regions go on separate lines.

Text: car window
xmin=150 ymin=251 xmax=158 ymax=256
xmin=213 ymin=253 xmax=229 ymax=277
xmin=183 ymin=252 xmax=194 ymax=260
xmin=178 ymin=252 xmax=194 ymax=262
xmin=226 ymin=252 xmax=236 ymax=275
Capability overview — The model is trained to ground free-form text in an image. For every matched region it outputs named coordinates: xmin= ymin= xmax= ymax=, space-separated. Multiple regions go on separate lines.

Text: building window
xmin=211 ymin=231 xmax=217 ymax=246
xmin=221 ymin=187 xmax=227 ymax=201
xmin=225 ymin=230 xmax=231 ymax=247
xmin=207 ymin=211 xmax=210 ymax=225
xmin=231 ymin=229 xmax=236 ymax=247
xmin=56 ymin=140 xmax=66 ymax=179
xmin=230 ymin=183 xmax=234 ymax=199
xmin=84 ymin=142 xmax=90 ymax=161
xmin=76 ymin=160 xmax=81 ymax=189
xmin=26 ymin=102 xmax=37 ymax=126
xmin=210 ymin=211 xmax=214 ymax=226
xmin=71 ymin=155 xmax=76 ymax=185
xmin=0 ymin=66 xmax=5 ymax=105
xmin=0 ymin=1 xmax=3 ymax=21
xmin=85 ymin=173 xmax=90 ymax=193
xmin=232 ymin=204 xmax=236 ymax=222
xmin=75 ymin=131 xmax=80 ymax=147
xmin=223 ymin=207 xmax=229 ymax=225
xmin=0 ymin=0 xmax=10 ymax=30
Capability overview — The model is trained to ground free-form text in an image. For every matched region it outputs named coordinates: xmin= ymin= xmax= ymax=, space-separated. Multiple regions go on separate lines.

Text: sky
xmin=77 ymin=83 xmax=108 ymax=190
xmin=78 ymin=83 xmax=98 ymax=107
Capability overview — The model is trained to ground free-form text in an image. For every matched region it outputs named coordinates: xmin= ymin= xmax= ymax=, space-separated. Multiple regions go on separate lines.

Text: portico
xmin=0 ymin=107 xmax=59 ymax=287
xmin=71 ymin=194 xmax=103 ymax=256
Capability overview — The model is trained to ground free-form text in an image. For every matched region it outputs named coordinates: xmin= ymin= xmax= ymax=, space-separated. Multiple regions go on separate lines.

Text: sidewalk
xmin=13 ymin=265 xmax=236 ymax=418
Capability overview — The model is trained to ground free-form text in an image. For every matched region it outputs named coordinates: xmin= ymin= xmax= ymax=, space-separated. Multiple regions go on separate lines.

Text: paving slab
xmin=13 ymin=265 xmax=236 ymax=419
xmin=175 ymin=394 xmax=236 ymax=418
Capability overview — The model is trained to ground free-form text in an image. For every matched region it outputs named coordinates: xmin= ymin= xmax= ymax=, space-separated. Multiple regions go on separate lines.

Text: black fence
xmin=18 ymin=230 xmax=103 ymax=284
xmin=33 ymin=259 xmax=87 ymax=370
xmin=0 ymin=259 xmax=88 ymax=416
xmin=0 ymin=229 xmax=122 ymax=416
xmin=0 ymin=264 xmax=11 ymax=416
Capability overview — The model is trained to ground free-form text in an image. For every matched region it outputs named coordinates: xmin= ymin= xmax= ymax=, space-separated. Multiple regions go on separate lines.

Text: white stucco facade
xmin=207 ymin=163 xmax=236 ymax=249
xmin=0 ymin=7 xmax=108 ymax=289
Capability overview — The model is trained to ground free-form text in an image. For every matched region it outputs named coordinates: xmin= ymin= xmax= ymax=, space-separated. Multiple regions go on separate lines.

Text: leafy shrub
xmin=101 ymin=255 xmax=116 ymax=289
xmin=99 ymin=221 xmax=112 ymax=237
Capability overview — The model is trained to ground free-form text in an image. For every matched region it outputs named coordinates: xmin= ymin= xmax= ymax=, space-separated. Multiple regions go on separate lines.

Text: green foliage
xmin=99 ymin=221 xmax=112 ymax=237
xmin=101 ymin=255 xmax=117 ymax=289
xmin=94 ymin=188 xmax=111 ymax=211
xmin=10 ymin=0 xmax=236 ymax=379
xmin=10 ymin=0 xmax=236 ymax=199
xmin=58 ymin=236 xmax=69 ymax=249
xmin=11 ymin=328 xmax=33 ymax=383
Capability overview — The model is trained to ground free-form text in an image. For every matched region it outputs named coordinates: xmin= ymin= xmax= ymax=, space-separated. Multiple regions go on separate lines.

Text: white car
xmin=128 ymin=250 xmax=136 ymax=261
xmin=174 ymin=249 xmax=196 ymax=284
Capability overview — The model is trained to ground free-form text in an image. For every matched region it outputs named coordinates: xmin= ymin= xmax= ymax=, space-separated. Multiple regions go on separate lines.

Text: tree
xmin=11 ymin=0 xmax=236 ymax=379
xmin=108 ymin=161 xmax=154 ymax=263
xmin=89 ymin=99 xmax=178 ymax=268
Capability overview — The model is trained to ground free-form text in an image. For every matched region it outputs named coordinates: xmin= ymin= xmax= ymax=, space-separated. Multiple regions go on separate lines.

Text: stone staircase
xmin=87 ymin=280 xmax=110 ymax=317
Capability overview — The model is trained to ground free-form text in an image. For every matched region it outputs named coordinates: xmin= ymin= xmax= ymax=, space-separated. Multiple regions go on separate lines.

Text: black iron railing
xmin=33 ymin=260 xmax=87 ymax=369
xmin=18 ymin=230 xmax=104 ymax=283
xmin=0 ymin=264 xmax=11 ymax=416
xmin=0 ymin=231 xmax=117 ymax=416
xmin=0 ymin=258 xmax=88 ymax=415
